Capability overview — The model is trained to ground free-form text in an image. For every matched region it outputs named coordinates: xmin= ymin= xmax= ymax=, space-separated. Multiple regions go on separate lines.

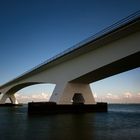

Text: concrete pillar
xmin=50 ymin=82 xmax=95 ymax=104
xmin=0 ymin=94 xmax=8 ymax=104
xmin=0 ymin=93 xmax=18 ymax=104
xmin=9 ymin=94 xmax=18 ymax=104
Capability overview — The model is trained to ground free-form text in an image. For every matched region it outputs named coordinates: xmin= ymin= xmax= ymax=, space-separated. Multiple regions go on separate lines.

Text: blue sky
xmin=0 ymin=0 xmax=140 ymax=103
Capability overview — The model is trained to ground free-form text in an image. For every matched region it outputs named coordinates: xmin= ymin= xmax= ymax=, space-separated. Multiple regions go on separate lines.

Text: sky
xmin=0 ymin=0 xmax=140 ymax=103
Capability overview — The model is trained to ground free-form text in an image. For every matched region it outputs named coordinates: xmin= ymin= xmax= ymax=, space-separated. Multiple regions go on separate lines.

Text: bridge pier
xmin=50 ymin=83 xmax=95 ymax=104
xmin=0 ymin=93 xmax=18 ymax=104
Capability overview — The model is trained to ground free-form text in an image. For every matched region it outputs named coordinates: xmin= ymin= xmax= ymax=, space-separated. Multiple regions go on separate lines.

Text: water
xmin=0 ymin=104 xmax=140 ymax=140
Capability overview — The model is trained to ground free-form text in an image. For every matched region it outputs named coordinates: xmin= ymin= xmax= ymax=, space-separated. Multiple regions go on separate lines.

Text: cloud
xmin=93 ymin=92 xmax=97 ymax=98
xmin=31 ymin=93 xmax=49 ymax=99
xmin=94 ymin=92 xmax=121 ymax=103
xmin=123 ymin=92 xmax=132 ymax=98
xmin=13 ymin=91 xmax=140 ymax=104
xmin=15 ymin=92 xmax=51 ymax=103
xmin=106 ymin=93 xmax=119 ymax=100
xmin=121 ymin=92 xmax=140 ymax=103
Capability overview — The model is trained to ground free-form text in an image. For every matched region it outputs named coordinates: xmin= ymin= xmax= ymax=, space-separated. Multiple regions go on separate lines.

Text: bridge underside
xmin=50 ymin=52 xmax=140 ymax=104
xmin=0 ymin=52 xmax=139 ymax=105
xmin=0 ymin=82 xmax=40 ymax=104
xmin=71 ymin=51 xmax=140 ymax=83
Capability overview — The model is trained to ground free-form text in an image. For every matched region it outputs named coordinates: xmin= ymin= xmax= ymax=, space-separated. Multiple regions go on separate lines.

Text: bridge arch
xmin=0 ymin=82 xmax=49 ymax=104
xmin=16 ymin=83 xmax=56 ymax=103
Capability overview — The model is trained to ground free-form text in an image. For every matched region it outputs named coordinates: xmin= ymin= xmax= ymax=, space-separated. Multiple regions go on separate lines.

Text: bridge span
xmin=0 ymin=12 xmax=140 ymax=104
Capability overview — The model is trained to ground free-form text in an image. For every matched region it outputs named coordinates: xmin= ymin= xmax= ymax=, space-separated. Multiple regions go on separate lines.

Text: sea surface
xmin=0 ymin=104 xmax=140 ymax=140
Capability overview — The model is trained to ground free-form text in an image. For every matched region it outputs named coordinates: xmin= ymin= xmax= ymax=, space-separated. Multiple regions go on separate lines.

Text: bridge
xmin=0 ymin=11 xmax=140 ymax=105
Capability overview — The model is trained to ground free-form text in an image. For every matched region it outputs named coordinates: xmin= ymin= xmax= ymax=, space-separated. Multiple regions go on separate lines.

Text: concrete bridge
xmin=0 ymin=12 xmax=140 ymax=104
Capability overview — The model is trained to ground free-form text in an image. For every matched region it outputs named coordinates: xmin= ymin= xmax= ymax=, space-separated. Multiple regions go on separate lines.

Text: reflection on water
xmin=27 ymin=113 xmax=96 ymax=140
xmin=0 ymin=104 xmax=140 ymax=140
